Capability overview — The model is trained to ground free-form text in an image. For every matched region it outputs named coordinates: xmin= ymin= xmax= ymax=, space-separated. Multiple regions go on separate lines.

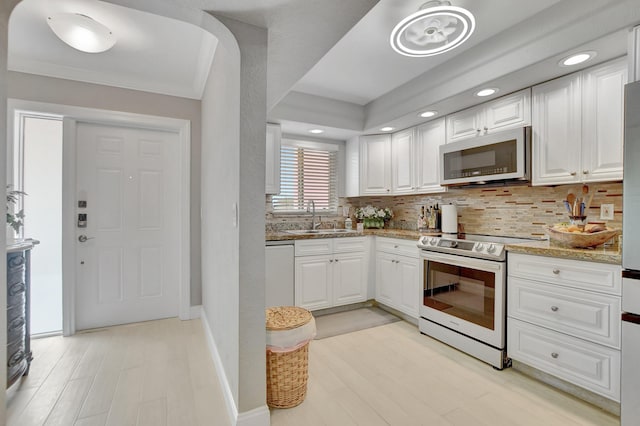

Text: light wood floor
xmin=7 ymin=318 xmax=230 ymax=426
xmin=8 ymin=318 xmax=620 ymax=426
xmin=271 ymin=320 xmax=620 ymax=426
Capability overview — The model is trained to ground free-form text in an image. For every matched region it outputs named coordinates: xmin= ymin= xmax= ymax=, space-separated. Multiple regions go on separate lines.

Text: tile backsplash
xmin=266 ymin=182 xmax=623 ymax=238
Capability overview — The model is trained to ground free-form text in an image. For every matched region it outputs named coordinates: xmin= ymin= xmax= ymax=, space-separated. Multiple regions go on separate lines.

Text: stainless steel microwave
xmin=439 ymin=126 xmax=531 ymax=186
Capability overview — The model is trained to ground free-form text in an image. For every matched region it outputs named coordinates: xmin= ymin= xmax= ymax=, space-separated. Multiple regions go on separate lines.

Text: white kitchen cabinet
xmin=446 ymin=88 xmax=531 ymax=143
xmin=360 ymin=134 xmax=391 ymax=195
xmin=295 ymin=237 xmax=369 ymax=311
xmin=532 ymin=58 xmax=627 ymax=185
xmin=415 ymin=119 xmax=446 ymax=194
xmin=391 ymin=128 xmax=415 ymax=194
xmin=507 ymin=252 xmax=622 ymax=402
xmin=375 ymin=237 xmax=420 ymax=318
xmin=265 ymin=123 xmax=281 ymax=194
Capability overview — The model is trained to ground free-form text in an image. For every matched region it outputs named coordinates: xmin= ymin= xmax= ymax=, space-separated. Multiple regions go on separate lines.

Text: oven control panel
xmin=417 ymin=236 xmax=506 ymax=260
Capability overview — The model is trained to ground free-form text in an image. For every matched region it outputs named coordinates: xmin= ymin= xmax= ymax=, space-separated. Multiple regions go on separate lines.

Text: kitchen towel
xmin=441 ymin=204 xmax=458 ymax=234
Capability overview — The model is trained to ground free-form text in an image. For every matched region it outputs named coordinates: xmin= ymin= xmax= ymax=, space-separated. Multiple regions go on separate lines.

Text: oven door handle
xmin=420 ymin=251 xmax=503 ymax=272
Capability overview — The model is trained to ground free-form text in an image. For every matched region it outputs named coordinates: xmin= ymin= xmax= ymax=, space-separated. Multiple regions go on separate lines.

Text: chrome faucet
xmin=307 ymin=200 xmax=320 ymax=230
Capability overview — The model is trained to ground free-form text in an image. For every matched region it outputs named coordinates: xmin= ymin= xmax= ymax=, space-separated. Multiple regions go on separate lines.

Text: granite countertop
xmin=266 ymin=228 xmax=622 ymax=265
xmin=505 ymin=239 xmax=621 ymax=265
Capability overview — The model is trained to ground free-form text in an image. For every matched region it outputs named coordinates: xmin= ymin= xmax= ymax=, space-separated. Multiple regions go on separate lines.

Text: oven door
xmin=419 ymin=250 xmax=506 ymax=349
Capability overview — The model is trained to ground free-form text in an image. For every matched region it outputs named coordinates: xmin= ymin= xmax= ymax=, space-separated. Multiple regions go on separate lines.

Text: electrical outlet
xmin=600 ymin=204 xmax=614 ymax=220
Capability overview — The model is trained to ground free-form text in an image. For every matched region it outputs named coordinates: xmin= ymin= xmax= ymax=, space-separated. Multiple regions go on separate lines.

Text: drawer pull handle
xmin=8 ymin=350 xmax=25 ymax=367
xmin=551 ymin=352 xmax=559 ymax=359
xmin=551 ymin=306 xmax=559 ymax=312
xmin=394 ymin=245 xmax=399 ymax=248
xmin=9 ymin=317 xmax=25 ymax=331
xmin=8 ymin=255 xmax=26 ymax=268
xmin=552 ymin=269 xmax=560 ymax=275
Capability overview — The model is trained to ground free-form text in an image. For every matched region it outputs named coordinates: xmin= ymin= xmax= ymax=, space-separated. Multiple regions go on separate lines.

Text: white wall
xmin=22 ymin=116 xmax=63 ymax=334
xmin=7 ymin=72 xmax=204 ymax=306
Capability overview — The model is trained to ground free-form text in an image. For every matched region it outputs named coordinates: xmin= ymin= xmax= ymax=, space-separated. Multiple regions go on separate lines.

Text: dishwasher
xmin=265 ymin=241 xmax=294 ymax=308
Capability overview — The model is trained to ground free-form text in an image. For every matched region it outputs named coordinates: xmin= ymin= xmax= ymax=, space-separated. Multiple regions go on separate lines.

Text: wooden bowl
xmin=544 ymin=226 xmax=620 ymax=248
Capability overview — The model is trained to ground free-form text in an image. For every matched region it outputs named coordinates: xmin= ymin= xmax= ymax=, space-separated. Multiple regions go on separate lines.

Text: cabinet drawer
xmin=295 ymin=239 xmax=332 ymax=256
xmin=333 ymin=237 xmax=367 ymax=254
xmin=376 ymin=237 xmax=419 ymax=258
xmin=508 ymin=318 xmax=620 ymax=401
xmin=508 ymin=253 xmax=621 ymax=295
xmin=508 ymin=277 xmax=620 ymax=348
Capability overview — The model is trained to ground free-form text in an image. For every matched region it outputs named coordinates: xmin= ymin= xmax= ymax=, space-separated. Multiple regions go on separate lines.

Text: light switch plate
xmin=600 ymin=204 xmax=614 ymax=220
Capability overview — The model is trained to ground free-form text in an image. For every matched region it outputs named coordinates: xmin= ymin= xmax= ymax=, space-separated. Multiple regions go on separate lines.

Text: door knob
xmin=78 ymin=235 xmax=95 ymax=243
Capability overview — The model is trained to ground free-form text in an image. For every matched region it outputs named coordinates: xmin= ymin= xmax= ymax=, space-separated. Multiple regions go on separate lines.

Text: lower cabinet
xmin=294 ymin=238 xmax=368 ymax=311
xmin=375 ymin=237 xmax=420 ymax=318
xmin=507 ymin=253 xmax=622 ymax=402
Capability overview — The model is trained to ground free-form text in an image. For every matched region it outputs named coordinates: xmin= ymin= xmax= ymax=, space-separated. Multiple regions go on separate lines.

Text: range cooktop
xmin=416 ymin=233 xmax=540 ymax=261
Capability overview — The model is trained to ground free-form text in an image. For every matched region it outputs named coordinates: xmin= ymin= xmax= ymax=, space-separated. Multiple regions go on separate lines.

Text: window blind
xmin=272 ymin=141 xmax=338 ymax=213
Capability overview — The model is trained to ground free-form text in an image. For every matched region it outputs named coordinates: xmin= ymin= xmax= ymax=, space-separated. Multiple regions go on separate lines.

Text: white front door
xmin=75 ymin=122 xmax=181 ymax=330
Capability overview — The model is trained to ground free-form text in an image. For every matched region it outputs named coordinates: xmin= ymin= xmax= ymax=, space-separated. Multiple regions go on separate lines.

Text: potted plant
xmin=6 ymin=186 xmax=26 ymax=243
xmin=355 ymin=205 xmax=393 ymax=229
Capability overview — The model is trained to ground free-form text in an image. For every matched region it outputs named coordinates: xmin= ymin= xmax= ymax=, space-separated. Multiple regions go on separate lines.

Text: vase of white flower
xmin=355 ymin=205 xmax=393 ymax=229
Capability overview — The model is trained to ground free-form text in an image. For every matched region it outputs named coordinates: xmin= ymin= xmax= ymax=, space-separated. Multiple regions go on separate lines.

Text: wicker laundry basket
xmin=266 ymin=306 xmax=315 ymax=408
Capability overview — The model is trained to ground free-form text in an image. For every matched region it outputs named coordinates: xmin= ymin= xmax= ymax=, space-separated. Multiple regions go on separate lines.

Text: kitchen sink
xmin=284 ymin=229 xmax=358 ymax=235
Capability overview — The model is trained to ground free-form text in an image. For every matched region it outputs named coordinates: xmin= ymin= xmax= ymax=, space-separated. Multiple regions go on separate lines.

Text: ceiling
xmin=7 ymin=0 xmax=640 ymax=141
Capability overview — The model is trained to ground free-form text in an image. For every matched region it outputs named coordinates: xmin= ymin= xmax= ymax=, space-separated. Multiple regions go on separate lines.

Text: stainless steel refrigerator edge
xmin=621 ymin=79 xmax=640 ymax=426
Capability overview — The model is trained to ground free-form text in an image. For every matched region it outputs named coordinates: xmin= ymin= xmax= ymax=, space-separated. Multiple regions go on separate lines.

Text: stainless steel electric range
xmin=417 ymin=233 xmax=535 ymax=369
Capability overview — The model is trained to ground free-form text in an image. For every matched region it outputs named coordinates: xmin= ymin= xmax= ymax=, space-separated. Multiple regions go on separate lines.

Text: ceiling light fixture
xmin=47 ymin=13 xmax=116 ymax=53
xmin=309 ymin=129 xmax=324 ymax=134
xmin=475 ymin=88 xmax=498 ymax=97
xmin=420 ymin=110 xmax=438 ymax=118
xmin=390 ymin=1 xmax=475 ymax=58
xmin=559 ymin=51 xmax=596 ymax=67
xmin=380 ymin=127 xmax=394 ymax=132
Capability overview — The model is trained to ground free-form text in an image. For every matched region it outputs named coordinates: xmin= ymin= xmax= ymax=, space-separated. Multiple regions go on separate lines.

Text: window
xmin=272 ymin=140 xmax=338 ymax=213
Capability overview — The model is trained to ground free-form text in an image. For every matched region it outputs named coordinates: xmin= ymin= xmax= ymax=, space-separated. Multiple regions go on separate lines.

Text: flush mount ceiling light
xmin=559 ymin=51 xmax=596 ymax=67
xmin=47 ymin=13 xmax=116 ymax=53
xmin=309 ymin=129 xmax=324 ymax=134
xmin=380 ymin=127 xmax=394 ymax=132
xmin=390 ymin=1 xmax=475 ymax=58
xmin=420 ymin=110 xmax=438 ymax=118
xmin=475 ymin=88 xmax=498 ymax=97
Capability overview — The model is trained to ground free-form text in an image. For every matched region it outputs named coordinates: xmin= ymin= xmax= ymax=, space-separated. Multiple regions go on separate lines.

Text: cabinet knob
xmin=583 ymin=170 xmax=589 ymax=175
xmin=551 ymin=306 xmax=559 ymax=312
xmin=329 ymin=259 xmax=334 ymax=263
xmin=335 ymin=259 xmax=339 ymax=263
xmin=386 ymin=188 xmax=390 ymax=192
xmin=476 ymin=129 xmax=481 ymax=133
xmin=484 ymin=126 xmax=488 ymax=132
xmin=552 ymin=268 xmax=560 ymax=275
xmin=570 ymin=172 xmax=577 ymax=176
xmin=551 ymin=352 xmax=559 ymax=359
xmin=394 ymin=245 xmax=399 ymax=248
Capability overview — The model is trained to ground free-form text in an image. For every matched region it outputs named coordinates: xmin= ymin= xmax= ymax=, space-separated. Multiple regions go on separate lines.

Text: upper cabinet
xmin=360 ymin=118 xmax=447 ymax=196
xmin=360 ymin=134 xmax=392 ymax=195
xmin=265 ymin=123 xmax=282 ymax=194
xmin=446 ymin=88 xmax=531 ymax=143
xmin=532 ymin=58 xmax=627 ymax=186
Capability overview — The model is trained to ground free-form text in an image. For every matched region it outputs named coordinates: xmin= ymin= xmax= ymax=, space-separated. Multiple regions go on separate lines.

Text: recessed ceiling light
xmin=309 ymin=129 xmax=324 ymax=134
xmin=390 ymin=1 xmax=475 ymax=58
xmin=420 ymin=110 xmax=438 ymax=118
xmin=47 ymin=13 xmax=116 ymax=53
xmin=475 ymin=88 xmax=498 ymax=97
xmin=559 ymin=51 xmax=596 ymax=67
xmin=380 ymin=127 xmax=394 ymax=132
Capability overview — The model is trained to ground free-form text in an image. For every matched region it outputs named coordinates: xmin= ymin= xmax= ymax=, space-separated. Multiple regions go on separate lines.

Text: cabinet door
xmin=265 ymin=123 xmax=281 ymax=194
xmin=582 ymin=58 xmax=627 ymax=183
xmin=415 ymin=119 xmax=446 ymax=194
xmin=295 ymin=256 xmax=332 ymax=311
xmin=360 ymin=134 xmax=391 ymax=195
xmin=446 ymin=106 xmax=482 ymax=143
xmin=398 ymin=256 xmax=420 ymax=318
xmin=484 ymin=88 xmax=531 ymax=132
xmin=333 ymin=253 xmax=368 ymax=306
xmin=376 ymin=252 xmax=398 ymax=308
xmin=532 ymin=73 xmax=582 ymax=185
xmin=391 ymin=129 xmax=415 ymax=194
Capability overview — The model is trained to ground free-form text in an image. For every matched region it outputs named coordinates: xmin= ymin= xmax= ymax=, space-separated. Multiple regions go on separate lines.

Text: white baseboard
xmin=237 ymin=405 xmax=270 ymax=426
xmin=190 ymin=305 xmax=202 ymax=319
xmin=201 ymin=308 xmax=238 ymax=424
xmin=200 ymin=309 xmax=271 ymax=426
